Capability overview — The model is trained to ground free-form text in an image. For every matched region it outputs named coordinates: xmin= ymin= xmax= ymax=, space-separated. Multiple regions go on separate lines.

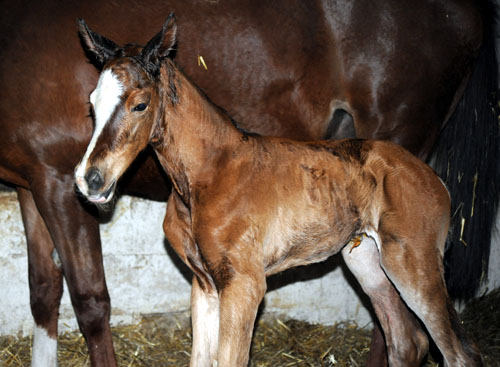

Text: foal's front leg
xmin=190 ymin=276 xmax=219 ymax=367
xmin=165 ymin=193 xmax=266 ymax=366
xmin=216 ymin=265 xmax=266 ymax=367
xmin=164 ymin=192 xmax=220 ymax=366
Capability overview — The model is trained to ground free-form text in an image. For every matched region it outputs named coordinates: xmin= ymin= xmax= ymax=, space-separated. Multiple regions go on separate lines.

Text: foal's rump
xmin=322 ymin=139 xmax=451 ymax=265
xmin=308 ymin=138 xmax=451 ymax=216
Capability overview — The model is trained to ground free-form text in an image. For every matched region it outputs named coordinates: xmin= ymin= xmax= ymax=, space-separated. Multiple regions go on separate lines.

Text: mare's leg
xmin=28 ymin=174 xmax=116 ymax=367
xmin=216 ymin=267 xmax=266 ymax=367
xmin=378 ymin=233 xmax=482 ymax=366
xmin=366 ymin=324 xmax=387 ymax=367
xmin=342 ymin=236 xmax=429 ymax=367
xmin=17 ymin=188 xmax=62 ymax=367
xmin=190 ymin=276 xmax=219 ymax=367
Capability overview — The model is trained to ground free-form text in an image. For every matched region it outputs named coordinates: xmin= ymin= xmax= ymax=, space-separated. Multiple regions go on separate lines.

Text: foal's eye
xmin=132 ymin=103 xmax=147 ymax=112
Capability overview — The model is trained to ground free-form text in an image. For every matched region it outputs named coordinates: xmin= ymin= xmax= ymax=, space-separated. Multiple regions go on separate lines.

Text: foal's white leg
xmin=32 ymin=325 xmax=58 ymax=367
xmin=190 ymin=276 xmax=220 ymax=367
xmin=341 ymin=235 xmax=428 ymax=367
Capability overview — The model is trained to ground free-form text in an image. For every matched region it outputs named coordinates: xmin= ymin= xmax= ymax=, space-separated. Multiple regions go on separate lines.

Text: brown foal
xmin=74 ymin=16 xmax=483 ymax=367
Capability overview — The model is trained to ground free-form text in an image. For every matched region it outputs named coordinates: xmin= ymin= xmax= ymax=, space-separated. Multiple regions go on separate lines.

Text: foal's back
xmin=198 ymin=136 xmax=450 ymax=276
xmin=242 ymin=137 xmax=449 ymax=222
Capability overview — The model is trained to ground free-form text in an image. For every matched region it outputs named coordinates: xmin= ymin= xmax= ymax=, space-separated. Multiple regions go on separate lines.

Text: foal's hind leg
xmin=378 ymin=232 xmax=482 ymax=366
xmin=17 ymin=188 xmax=62 ymax=367
xmin=342 ymin=235 xmax=429 ymax=367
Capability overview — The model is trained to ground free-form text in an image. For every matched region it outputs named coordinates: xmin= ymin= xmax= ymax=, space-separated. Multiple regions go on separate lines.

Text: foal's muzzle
xmin=85 ymin=166 xmax=104 ymax=191
xmin=74 ymin=166 xmax=117 ymax=204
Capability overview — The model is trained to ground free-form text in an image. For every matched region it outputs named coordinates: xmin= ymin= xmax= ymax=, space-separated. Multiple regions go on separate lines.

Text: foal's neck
xmin=153 ymin=61 xmax=244 ymax=200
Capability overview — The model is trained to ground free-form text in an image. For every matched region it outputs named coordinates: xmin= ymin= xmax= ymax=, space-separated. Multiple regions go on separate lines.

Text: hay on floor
xmin=1 ymin=289 xmax=499 ymax=366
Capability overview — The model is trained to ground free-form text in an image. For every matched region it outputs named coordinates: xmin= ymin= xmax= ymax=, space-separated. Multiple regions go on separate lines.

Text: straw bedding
xmin=1 ymin=289 xmax=499 ymax=366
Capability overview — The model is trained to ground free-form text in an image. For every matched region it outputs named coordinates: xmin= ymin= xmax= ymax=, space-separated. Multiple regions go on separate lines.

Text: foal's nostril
xmin=85 ymin=167 xmax=104 ymax=191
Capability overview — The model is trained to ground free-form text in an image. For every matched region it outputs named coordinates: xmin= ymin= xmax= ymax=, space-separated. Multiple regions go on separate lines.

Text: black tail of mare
xmin=432 ymin=0 xmax=499 ymax=300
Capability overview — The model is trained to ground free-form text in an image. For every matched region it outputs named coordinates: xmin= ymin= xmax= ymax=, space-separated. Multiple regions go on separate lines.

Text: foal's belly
xmin=262 ymin=211 xmax=358 ymax=276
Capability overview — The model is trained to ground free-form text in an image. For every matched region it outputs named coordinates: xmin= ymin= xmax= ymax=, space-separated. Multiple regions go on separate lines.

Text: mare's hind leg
xmin=378 ymin=232 xmax=482 ymax=367
xmin=17 ymin=188 xmax=62 ymax=367
xmin=366 ymin=324 xmax=388 ymax=367
xmin=28 ymin=175 xmax=117 ymax=367
xmin=342 ymin=236 xmax=429 ymax=367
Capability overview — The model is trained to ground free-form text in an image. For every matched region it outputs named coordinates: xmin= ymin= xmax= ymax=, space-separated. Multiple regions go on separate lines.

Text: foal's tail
xmin=431 ymin=0 xmax=499 ymax=300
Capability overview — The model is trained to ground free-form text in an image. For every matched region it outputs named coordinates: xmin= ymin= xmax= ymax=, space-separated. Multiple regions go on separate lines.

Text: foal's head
xmin=74 ymin=15 xmax=177 ymax=204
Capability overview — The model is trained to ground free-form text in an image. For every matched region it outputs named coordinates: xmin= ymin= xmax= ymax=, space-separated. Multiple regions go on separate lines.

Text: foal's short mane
xmin=160 ymin=58 xmax=259 ymax=139
xmin=160 ymin=58 xmax=179 ymax=106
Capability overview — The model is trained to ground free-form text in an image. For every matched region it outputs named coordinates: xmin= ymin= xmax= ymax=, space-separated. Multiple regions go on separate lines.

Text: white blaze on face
xmin=75 ymin=69 xmax=124 ymax=193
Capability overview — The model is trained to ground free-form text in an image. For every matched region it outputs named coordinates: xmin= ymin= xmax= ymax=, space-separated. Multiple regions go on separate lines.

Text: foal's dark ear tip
xmin=165 ymin=12 xmax=177 ymax=29
xmin=76 ymin=18 xmax=89 ymax=33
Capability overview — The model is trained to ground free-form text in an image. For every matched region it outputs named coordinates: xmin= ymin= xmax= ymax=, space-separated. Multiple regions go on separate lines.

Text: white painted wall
xmin=1 ymin=191 xmax=499 ymax=336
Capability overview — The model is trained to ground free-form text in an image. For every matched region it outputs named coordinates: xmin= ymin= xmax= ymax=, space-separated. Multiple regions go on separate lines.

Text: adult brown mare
xmin=0 ymin=0 xmax=498 ymax=366
xmin=75 ymin=16 xmax=483 ymax=367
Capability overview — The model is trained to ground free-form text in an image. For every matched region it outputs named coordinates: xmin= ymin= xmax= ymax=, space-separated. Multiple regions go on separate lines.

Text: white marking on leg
xmin=191 ymin=281 xmax=219 ymax=367
xmin=32 ymin=325 xmax=58 ymax=367
xmin=74 ymin=69 xmax=124 ymax=194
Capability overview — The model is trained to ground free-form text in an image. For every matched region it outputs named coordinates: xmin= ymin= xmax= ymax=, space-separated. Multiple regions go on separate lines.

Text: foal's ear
xmin=141 ymin=13 xmax=177 ymax=75
xmin=78 ymin=19 xmax=121 ymax=68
